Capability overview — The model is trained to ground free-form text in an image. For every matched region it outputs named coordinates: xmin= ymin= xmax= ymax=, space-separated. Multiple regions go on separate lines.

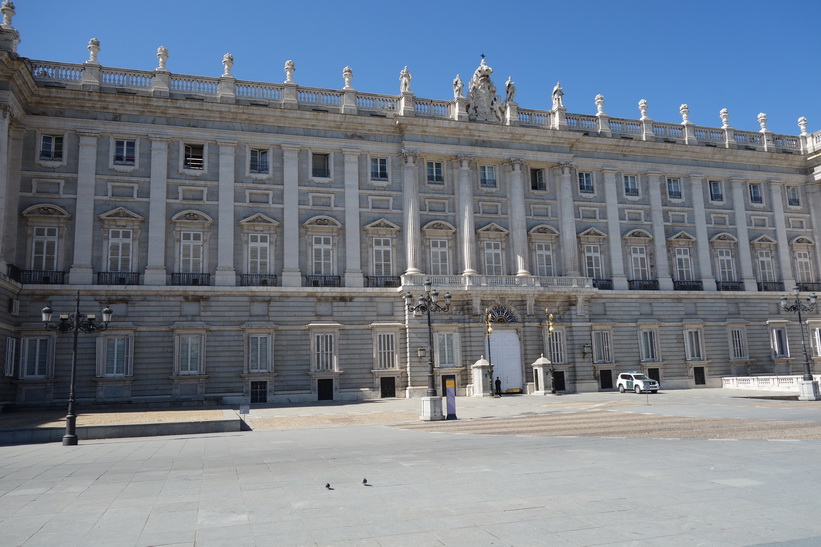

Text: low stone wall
xmin=722 ymin=375 xmax=814 ymax=392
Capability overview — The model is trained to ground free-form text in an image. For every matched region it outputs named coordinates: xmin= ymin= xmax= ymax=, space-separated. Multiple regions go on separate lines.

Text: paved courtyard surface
xmin=3 ymin=389 xmax=821 ymax=546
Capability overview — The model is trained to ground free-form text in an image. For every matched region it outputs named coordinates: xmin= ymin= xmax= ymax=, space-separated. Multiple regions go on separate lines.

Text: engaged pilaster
xmin=730 ymin=178 xmax=757 ymax=291
xmin=508 ymin=159 xmax=529 ymax=276
xmin=456 ymin=156 xmax=477 ymax=275
xmin=402 ymin=150 xmax=422 ymax=275
xmin=280 ymin=145 xmax=302 ymax=287
xmin=214 ymin=141 xmax=237 ymax=285
xmin=688 ymin=175 xmax=716 ymax=290
xmin=342 ymin=149 xmax=363 ymax=287
xmin=69 ymin=131 xmax=99 ymax=285
xmin=557 ymin=162 xmax=579 ymax=276
xmin=143 ymin=137 xmax=170 ymax=285
xmin=769 ymin=180 xmax=796 ymax=290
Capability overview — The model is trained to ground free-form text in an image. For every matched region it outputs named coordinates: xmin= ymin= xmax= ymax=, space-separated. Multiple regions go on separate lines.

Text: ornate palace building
xmin=1 ymin=3 xmax=820 ymax=407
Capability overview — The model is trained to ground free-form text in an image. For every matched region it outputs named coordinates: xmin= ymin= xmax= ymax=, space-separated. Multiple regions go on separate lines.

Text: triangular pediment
xmin=99 ymin=207 xmax=143 ymax=222
xmin=364 ymin=218 xmax=400 ymax=231
xmin=239 ymin=213 xmax=279 ymax=227
xmin=578 ymin=227 xmax=607 ymax=239
xmin=477 ymin=222 xmax=509 ymax=234
xmin=752 ymin=235 xmax=777 ymax=245
xmin=668 ymin=231 xmax=696 ymax=242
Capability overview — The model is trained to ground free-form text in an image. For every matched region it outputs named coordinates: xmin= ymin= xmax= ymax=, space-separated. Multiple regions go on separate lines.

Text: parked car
xmin=616 ymin=372 xmax=659 ymax=393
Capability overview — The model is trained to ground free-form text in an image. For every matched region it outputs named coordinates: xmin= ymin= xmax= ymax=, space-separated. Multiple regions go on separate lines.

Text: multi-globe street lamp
xmin=780 ymin=285 xmax=819 ymax=400
xmin=484 ymin=307 xmax=495 ymax=397
xmin=403 ymin=280 xmax=451 ymax=398
xmin=42 ymin=292 xmax=112 ymax=445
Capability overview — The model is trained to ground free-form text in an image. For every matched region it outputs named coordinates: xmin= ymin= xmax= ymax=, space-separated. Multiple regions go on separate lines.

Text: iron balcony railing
xmin=757 ymin=281 xmax=785 ymax=292
xmin=7 ymin=265 xmax=66 ymax=284
xmin=674 ymin=280 xmax=703 ymax=291
xmin=592 ymin=278 xmax=613 ymax=290
xmin=716 ymin=281 xmax=744 ymax=291
xmin=97 ymin=272 xmax=141 ymax=285
xmin=628 ymin=279 xmax=660 ymax=290
xmin=170 ymin=273 xmax=211 ymax=286
xmin=364 ymin=276 xmax=401 ymax=288
xmin=797 ymin=282 xmax=821 ymax=292
xmin=238 ymin=274 xmax=279 ymax=286
xmin=304 ymin=275 xmax=341 ymax=287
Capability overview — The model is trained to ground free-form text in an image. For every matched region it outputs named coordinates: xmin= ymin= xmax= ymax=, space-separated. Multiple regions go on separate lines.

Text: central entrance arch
xmin=490 ymin=329 xmax=523 ymax=393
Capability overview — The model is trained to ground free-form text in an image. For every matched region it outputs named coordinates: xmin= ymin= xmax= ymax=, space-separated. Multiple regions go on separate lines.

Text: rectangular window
xmin=772 ymin=327 xmax=789 ymax=358
xmin=795 ymin=251 xmax=813 ymax=284
xmin=108 ymin=229 xmax=132 ymax=272
xmin=748 ymin=183 xmax=763 ymax=204
xmin=40 ymin=134 xmax=63 ymax=161
xmin=312 ymin=153 xmax=330 ymax=178
xmin=376 ymin=332 xmax=396 ymax=370
xmin=32 ymin=226 xmax=58 ymax=270
xmin=787 ymin=186 xmax=801 ymax=207
xmin=426 ymin=161 xmax=444 ymax=184
xmin=248 ymin=233 xmax=270 ymax=274
xmin=667 ymin=177 xmax=682 ymax=199
xmin=312 ymin=235 xmax=333 ymax=275
xmin=178 ymin=335 xmax=201 ymax=374
xmin=640 ymin=330 xmax=658 ymax=361
xmin=372 ymin=238 xmax=392 ymax=276
xmin=709 ymin=180 xmax=724 ymax=202
xmin=430 ymin=239 xmax=449 ymax=276
xmin=530 ymin=169 xmax=546 ymax=191
xmin=592 ymin=330 xmax=612 ymax=363
xmin=22 ymin=338 xmax=49 ymax=378
xmin=5 ymin=337 xmax=16 ymax=377
xmin=104 ymin=337 xmax=129 ymax=377
xmin=370 ymin=158 xmax=388 ymax=181
xmin=314 ymin=333 xmax=335 ymax=371
xmin=249 ymin=334 xmax=270 ymax=373
xmin=180 ymin=231 xmax=203 ymax=273
xmin=716 ymin=249 xmax=735 ymax=282
xmin=250 ymin=149 xmax=269 ymax=174
xmin=578 ymin=172 xmax=594 ymax=194
xmin=584 ymin=244 xmax=603 ymax=279
xmin=483 ymin=241 xmax=503 ymax=276
xmin=479 ymin=166 xmax=496 ymax=188
xmin=630 ymin=247 xmax=649 ymax=280
xmin=114 ymin=139 xmax=136 ymax=165
xmin=548 ymin=331 xmax=565 ymax=364
xmin=437 ymin=333 xmax=456 ymax=367
xmin=730 ymin=328 xmax=747 ymax=359
xmin=813 ymin=328 xmax=821 ymax=358
xmin=675 ymin=247 xmax=693 ymax=281
xmin=534 ymin=243 xmax=554 ymax=277
xmin=623 ymin=175 xmax=638 ymax=197
xmin=685 ymin=329 xmax=704 ymax=361
xmin=184 ymin=144 xmax=204 ymax=170
xmin=757 ymin=250 xmax=775 ymax=282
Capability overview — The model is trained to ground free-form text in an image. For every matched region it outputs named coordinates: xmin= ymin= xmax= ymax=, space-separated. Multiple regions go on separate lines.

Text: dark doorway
xmin=380 ymin=376 xmax=396 ymax=398
xmin=250 ymin=381 xmax=267 ymax=403
xmin=693 ymin=367 xmax=706 ymax=385
xmin=647 ymin=368 xmax=660 ymax=382
xmin=600 ymin=369 xmax=613 ymax=390
xmin=441 ymin=374 xmax=456 ymax=396
xmin=553 ymin=370 xmax=566 ymax=392
xmin=317 ymin=378 xmax=334 ymax=400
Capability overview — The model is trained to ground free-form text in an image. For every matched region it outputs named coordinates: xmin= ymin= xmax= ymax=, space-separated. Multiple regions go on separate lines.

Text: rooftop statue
xmin=505 ymin=77 xmax=516 ymax=103
xmin=467 ymin=59 xmax=502 ymax=123
xmin=551 ymin=82 xmax=564 ymax=110
xmin=453 ymin=74 xmax=464 ymax=99
xmin=399 ymin=66 xmax=412 ymax=93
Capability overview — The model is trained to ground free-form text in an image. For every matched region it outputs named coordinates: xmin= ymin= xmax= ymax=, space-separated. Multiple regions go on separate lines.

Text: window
xmin=40 ymin=134 xmax=63 ymax=161
xmin=685 ymin=329 xmax=704 ymax=361
xmin=184 ymin=144 xmax=204 ymax=170
xmin=771 ymin=327 xmax=789 ymax=358
xmin=370 ymin=157 xmax=388 ymax=181
xmin=483 ymin=241 xmax=503 ymax=275
xmin=250 ymin=149 xmax=269 ymax=174
xmin=180 ymin=231 xmax=203 ymax=273
xmin=480 ymin=166 xmax=496 ymax=188
xmin=430 ymin=239 xmax=450 ymax=275
xmin=312 ymin=235 xmax=334 ymax=275
xmin=426 ymin=161 xmax=444 ymax=184
xmin=437 ymin=333 xmax=456 ymax=367
xmin=592 ymin=330 xmax=612 ymax=363
xmin=795 ymin=251 xmax=813 ymax=283
xmin=107 ymin=229 xmax=132 ymax=272
xmin=630 ymin=247 xmax=649 ymax=280
xmin=578 ymin=172 xmax=594 ymax=194
xmin=716 ymin=248 xmax=735 ymax=282
xmin=675 ymin=248 xmax=693 ymax=281
xmin=5 ymin=337 xmax=17 ymax=377
xmin=21 ymin=338 xmax=49 ymax=378
xmin=667 ymin=177 xmax=682 ymax=200
xmin=534 ymin=243 xmax=554 ymax=277
xmin=531 ymin=169 xmax=546 ymax=191
xmin=813 ymin=328 xmax=821 ymax=358
xmin=248 ymin=233 xmax=270 ymax=274
xmin=730 ymin=328 xmax=747 ymax=359
xmin=114 ymin=139 xmax=136 ymax=165
xmin=372 ymin=237 xmax=392 ymax=276
xmin=103 ymin=336 xmax=130 ymax=377
xmin=787 ymin=186 xmax=801 ymax=207
xmin=313 ymin=333 xmax=335 ymax=371
xmin=584 ymin=244 xmax=603 ymax=279
xmin=709 ymin=180 xmax=724 ymax=202
xmin=757 ymin=250 xmax=775 ymax=282
xmin=248 ymin=334 xmax=271 ymax=373
xmin=548 ymin=331 xmax=565 ymax=364
xmin=312 ymin=153 xmax=330 ymax=178
xmin=177 ymin=335 xmax=202 ymax=374
xmin=623 ymin=175 xmax=638 ymax=197
xmin=640 ymin=330 xmax=658 ymax=361
xmin=31 ymin=226 xmax=58 ymax=270
xmin=748 ymin=183 xmax=763 ymax=204
xmin=375 ymin=332 xmax=396 ymax=370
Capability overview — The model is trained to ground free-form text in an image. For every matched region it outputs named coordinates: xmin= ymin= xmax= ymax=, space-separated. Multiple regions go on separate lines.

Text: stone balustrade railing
xmin=25 ymin=59 xmax=815 ymax=154
xmin=722 ymin=375 xmax=815 ymax=391
xmin=401 ymin=274 xmax=592 ymax=290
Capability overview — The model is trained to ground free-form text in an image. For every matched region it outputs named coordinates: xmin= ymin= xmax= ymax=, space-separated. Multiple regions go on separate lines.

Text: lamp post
xmin=780 ymin=285 xmax=819 ymax=400
xmin=42 ymin=292 xmax=112 ymax=445
xmin=404 ymin=280 xmax=451 ymax=398
xmin=484 ymin=308 xmax=495 ymax=397
xmin=545 ymin=308 xmax=556 ymax=394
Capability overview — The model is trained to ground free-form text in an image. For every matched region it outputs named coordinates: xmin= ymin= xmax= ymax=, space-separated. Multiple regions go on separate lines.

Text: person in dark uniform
xmin=495 ymin=377 xmax=502 ymax=397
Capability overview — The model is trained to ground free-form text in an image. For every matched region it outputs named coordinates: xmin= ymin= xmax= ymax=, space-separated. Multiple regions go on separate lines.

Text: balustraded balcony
xmin=797 ymin=282 xmax=821 ymax=292
xmin=674 ymin=280 xmax=703 ymax=291
xmin=7 ymin=265 xmax=65 ymax=284
xmin=304 ymin=275 xmax=341 ymax=287
xmin=97 ymin=272 xmax=141 ymax=285
xmin=716 ymin=281 xmax=744 ymax=291
xmin=238 ymin=274 xmax=279 ymax=287
xmin=757 ymin=281 xmax=784 ymax=292
xmin=628 ymin=279 xmax=659 ymax=290
xmin=592 ymin=278 xmax=613 ymax=290
xmin=171 ymin=273 xmax=211 ymax=286
xmin=364 ymin=276 xmax=401 ymax=288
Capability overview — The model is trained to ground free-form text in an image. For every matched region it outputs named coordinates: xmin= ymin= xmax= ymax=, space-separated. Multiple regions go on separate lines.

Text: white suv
xmin=616 ymin=372 xmax=659 ymax=394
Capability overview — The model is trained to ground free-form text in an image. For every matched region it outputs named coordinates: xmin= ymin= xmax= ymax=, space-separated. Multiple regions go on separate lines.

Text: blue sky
xmin=14 ymin=0 xmax=819 ymax=135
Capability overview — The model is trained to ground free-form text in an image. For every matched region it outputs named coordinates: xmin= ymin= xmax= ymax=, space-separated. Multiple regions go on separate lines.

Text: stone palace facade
xmin=1 ymin=2 xmax=821 ymax=407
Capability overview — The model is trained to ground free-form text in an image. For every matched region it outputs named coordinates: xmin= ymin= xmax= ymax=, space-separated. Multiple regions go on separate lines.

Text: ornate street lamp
xmin=545 ymin=308 xmax=556 ymax=394
xmin=780 ymin=285 xmax=819 ymax=400
xmin=484 ymin=308 xmax=495 ymax=397
xmin=42 ymin=292 xmax=112 ymax=445
xmin=404 ymin=279 xmax=451 ymax=398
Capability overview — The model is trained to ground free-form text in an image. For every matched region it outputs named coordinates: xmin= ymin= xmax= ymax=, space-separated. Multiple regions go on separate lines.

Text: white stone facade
xmin=2 ymin=7 xmax=821 ymax=406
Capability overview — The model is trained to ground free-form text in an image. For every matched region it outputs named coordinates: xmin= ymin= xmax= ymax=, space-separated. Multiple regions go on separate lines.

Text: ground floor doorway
xmin=250 ymin=381 xmax=267 ymax=403
xmin=317 ymin=378 xmax=334 ymax=401
xmin=693 ymin=367 xmax=706 ymax=385
xmin=380 ymin=376 xmax=396 ymax=398
xmin=553 ymin=370 xmax=566 ymax=392
xmin=490 ymin=330 xmax=523 ymax=393
xmin=600 ymin=369 xmax=613 ymax=390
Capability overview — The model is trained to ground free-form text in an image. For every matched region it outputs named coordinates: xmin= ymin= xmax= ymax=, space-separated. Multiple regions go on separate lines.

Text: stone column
xmin=769 ymin=181 xmax=796 ymax=289
xmin=557 ymin=162 xmax=579 ymax=276
xmin=1 ymin=125 xmax=22 ymax=268
xmin=280 ymin=145 xmax=302 ymax=287
xmin=0 ymin=106 xmax=10 ymax=269
xmin=647 ymin=173 xmax=672 ymax=290
xmin=214 ymin=141 xmax=236 ymax=286
xmin=342 ymin=149 xmax=363 ymax=287
xmin=401 ymin=150 xmax=422 ymax=275
xmin=69 ymin=131 xmax=99 ymax=285
xmin=455 ymin=156 xmax=477 ymax=275
xmin=689 ymin=175 xmax=716 ymax=290
xmin=508 ymin=159 xmax=529 ymax=276
xmin=143 ymin=137 xmax=169 ymax=285
xmin=603 ymin=169 xmax=627 ymax=289
xmin=730 ymin=178 xmax=757 ymax=291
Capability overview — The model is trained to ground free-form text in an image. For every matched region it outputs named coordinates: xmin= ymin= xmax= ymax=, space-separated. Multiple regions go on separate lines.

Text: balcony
xmin=170 ymin=273 xmax=211 ymax=286
xmin=238 ymin=274 xmax=279 ymax=287
xmin=365 ymin=276 xmax=401 ymax=288
xmin=628 ymin=279 xmax=659 ymax=291
xmin=797 ymin=282 xmax=821 ymax=292
xmin=592 ymin=278 xmax=613 ymax=290
xmin=7 ymin=265 xmax=66 ymax=284
xmin=304 ymin=275 xmax=341 ymax=287
xmin=757 ymin=281 xmax=784 ymax=292
xmin=97 ymin=272 xmax=141 ymax=285
xmin=674 ymin=280 xmax=703 ymax=291
xmin=716 ymin=281 xmax=744 ymax=291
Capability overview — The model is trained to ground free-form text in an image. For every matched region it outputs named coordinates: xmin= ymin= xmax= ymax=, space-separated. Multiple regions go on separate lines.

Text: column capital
xmin=456 ymin=155 xmax=473 ymax=167
xmin=558 ymin=161 xmax=573 ymax=172
xmin=507 ymin=157 xmax=524 ymax=169
xmin=217 ymin=140 xmax=237 ymax=152
xmin=400 ymin=148 xmax=419 ymax=164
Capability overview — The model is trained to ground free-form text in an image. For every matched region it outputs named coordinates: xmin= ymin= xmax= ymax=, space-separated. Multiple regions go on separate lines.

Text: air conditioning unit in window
xmin=8 ymin=298 xmax=19 ymax=316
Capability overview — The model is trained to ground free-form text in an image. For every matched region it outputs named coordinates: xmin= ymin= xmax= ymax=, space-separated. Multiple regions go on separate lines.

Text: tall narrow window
xmin=22 ymin=338 xmax=49 ymax=378
xmin=178 ymin=335 xmax=201 ymax=374
xmin=184 ymin=144 xmax=204 ymax=170
xmin=370 ymin=158 xmax=388 ymax=181
xmin=376 ymin=333 xmax=396 ymax=370
xmin=312 ymin=235 xmax=334 ymax=275
xmin=248 ymin=233 xmax=270 ymax=274
xmin=757 ymin=250 xmax=775 ymax=282
xmin=771 ymin=328 xmax=789 ymax=358
xmin=578 ymin=172 xmax=594 ymax=194
xmin=730 ymin=328 xmax=747 ymax=359
xmin=483 ymin=241 xmax=503 ymax=275
xmin=426 ymin=161 xmax=444 ymax=184
xmin=592 ymin=330 xmax=612 ymax=363
xmin=548 ymin=331 xmax=565 ymax=364
xmin=623 ymin=175 xmax=638 ymax=196
xmin=180 ymin=231 xmax=203 ymax=273
xmin=108 ymin=229 xmax=132 ymax=272
xmin=531 ymin=169 xmax=546 ymax=191
xmin=372 ymin=238 xmax=392 ymax=276
xmin=716 ymin=249 xmax=735 ymax=281
xmin=249 ymin=334 xmax=270 ymax=373
xmin=250 ymin=149 xmax=269 ymax=174
xmin=630 ymin=247 xmax=649 ymax=280
xmin=479 ymin=166 xmax=496 ymax=188
xmin=748 ymin=183 xmax=763 ymax=204
xmin=4 ymin=337 xmax=16 ymax=377
xmin=584 ymin=244 xmax=603 ymax=279
xmin=437 ymin=333 xmax=456 ymax=367
xmin=40 ymin=135 xmax=63 ymax=161
xmin=709 ymin=180 xmax=724 ymax=202
xmin=787 ymin=186 xmax=801 ymax=206
xmin=32 ymin=226 xmax=58 ymax=270
xmin=314 ymin=333 xmax=335 ymax=371
xmin=795 ymin=251 xmax=813 ymax=284
xmin=312 ymin=153 xmax=330 ymax=178
xmin=640 ymin=330 xmax=658 ymax=361
xmin=104 ymin=337 xmax=129 ymax=377
xmin=114 ymin=139 xmax=136 ymax=165
xmin=534 ymin=243 xmax=554 ymax=277
xmin=685 ymin=329 xmax=704 ymax=361
xmin=675 ymin=247 xmax=693 ymax=281
xmin=430 ymin=239 xmax=449 ymax=275
xmin=666 ymin=177 xmax=682 ymax=199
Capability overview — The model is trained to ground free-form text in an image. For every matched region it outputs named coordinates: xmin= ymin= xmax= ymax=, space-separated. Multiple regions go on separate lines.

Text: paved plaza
xmin=3 ymin=389 xmax=821 ymax=546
